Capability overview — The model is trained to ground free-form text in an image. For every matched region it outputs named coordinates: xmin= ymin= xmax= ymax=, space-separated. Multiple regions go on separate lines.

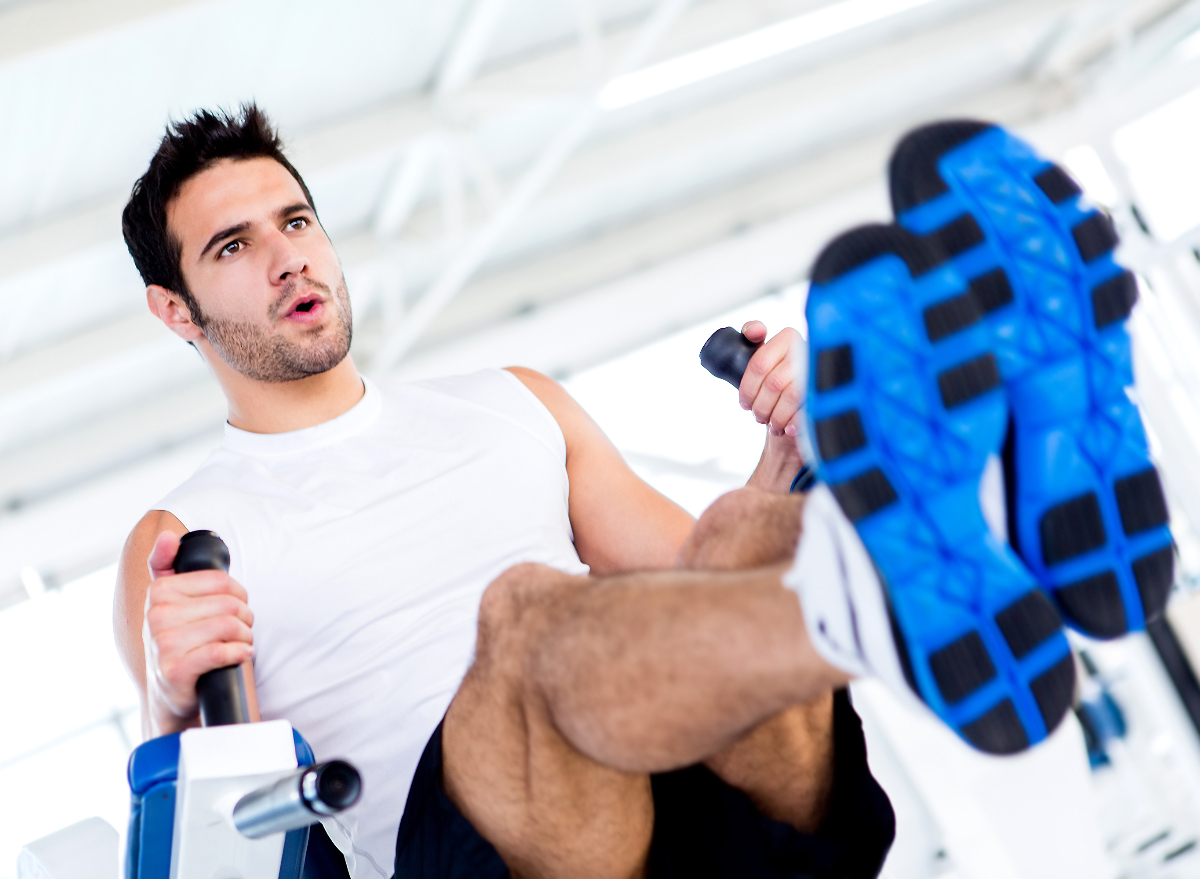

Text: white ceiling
xmin=3 ymin=0 xmax=1200 ymax=603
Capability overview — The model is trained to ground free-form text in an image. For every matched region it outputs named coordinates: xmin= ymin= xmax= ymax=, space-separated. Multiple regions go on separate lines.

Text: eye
xmin=220 ymin=240 xmax=242 ymax=257
xmin=286 ymin=217 xmax=308 ymax=231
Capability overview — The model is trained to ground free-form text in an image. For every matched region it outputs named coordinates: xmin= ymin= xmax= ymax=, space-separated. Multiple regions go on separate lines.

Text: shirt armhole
xmin=496 ymin=368 xmax=568 ymax=463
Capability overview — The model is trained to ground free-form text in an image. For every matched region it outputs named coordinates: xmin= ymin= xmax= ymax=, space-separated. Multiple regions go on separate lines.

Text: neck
xmin=204 ymin=347 xmax=366 ymax=434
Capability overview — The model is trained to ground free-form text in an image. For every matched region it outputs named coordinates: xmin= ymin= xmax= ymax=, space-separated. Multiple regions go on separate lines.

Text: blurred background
xmin=8 ymin=0 xmax=1200 ymax=875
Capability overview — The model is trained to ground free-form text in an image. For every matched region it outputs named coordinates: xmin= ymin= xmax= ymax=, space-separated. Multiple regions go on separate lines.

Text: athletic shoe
xmin=889 ymin=121 xmax=1174 ymax=639
xmin=796 ymin=222 xmax=1074 ymax=755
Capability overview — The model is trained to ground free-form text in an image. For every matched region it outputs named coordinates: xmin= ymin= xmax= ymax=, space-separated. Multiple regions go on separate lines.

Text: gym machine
xmin=124 ymin=530 xmax=362 ymax=879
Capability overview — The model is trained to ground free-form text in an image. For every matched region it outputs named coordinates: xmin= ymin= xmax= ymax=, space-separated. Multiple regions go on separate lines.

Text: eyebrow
xmin=197 ymin=203 xmax=315 ymax=260
xmin=275 ymin=202 xmax=313 ymax=220
xmin=199 ymin=221 xmax=250 ymax=260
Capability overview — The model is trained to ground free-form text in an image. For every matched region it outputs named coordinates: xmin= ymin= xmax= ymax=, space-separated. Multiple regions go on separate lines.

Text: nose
xmin=269 ymin=228 xmax=308 ymax=284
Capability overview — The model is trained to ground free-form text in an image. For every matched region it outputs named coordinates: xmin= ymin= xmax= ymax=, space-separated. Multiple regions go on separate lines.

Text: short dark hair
xmin=122 ymin=103 xmax=316 ymax=319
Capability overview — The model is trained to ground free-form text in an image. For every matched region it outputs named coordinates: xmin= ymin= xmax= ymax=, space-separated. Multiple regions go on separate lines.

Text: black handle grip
xmin=700 ymin=327 xmax=759 ymax=388
xmin=173 ymin=530 xmax=250 ymax=727
xmin=306 ymin=760 xmax=363 ymax=813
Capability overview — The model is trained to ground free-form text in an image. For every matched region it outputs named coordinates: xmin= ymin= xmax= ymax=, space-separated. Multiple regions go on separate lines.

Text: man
xmin=114 ymin=105 xmax=895 ymax=878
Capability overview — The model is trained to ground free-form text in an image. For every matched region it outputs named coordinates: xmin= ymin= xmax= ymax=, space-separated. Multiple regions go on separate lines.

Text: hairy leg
xmin=444 ymin=491 xmax=847 ymax=875
xmin=529 ymin=562 xmax=847 ymax=773
xmin=443 ymin=568 xmax=654 ymax=879
xmin=680 ymin=487 xmax=836 ymax=833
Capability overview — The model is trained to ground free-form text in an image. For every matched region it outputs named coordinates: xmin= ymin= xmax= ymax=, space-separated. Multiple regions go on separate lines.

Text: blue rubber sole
xmin=890 ymin=122 xmax=1174 ymax=640
xmin=806 ymin=223 xmax=1074 ymax=754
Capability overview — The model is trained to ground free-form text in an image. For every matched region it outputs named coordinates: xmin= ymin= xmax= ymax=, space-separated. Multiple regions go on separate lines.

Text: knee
xmin=475 ymin=563 xmax=577 ymax=672
xmin=678 ymin=488 xmax=803 ymax=570
xmin=679 ymin=488 xmax=766 ymax=561
xmin=478 ymin=563 xmax=569 ymax=628
xmin=707 ymin=487 xmax=774 ymax=528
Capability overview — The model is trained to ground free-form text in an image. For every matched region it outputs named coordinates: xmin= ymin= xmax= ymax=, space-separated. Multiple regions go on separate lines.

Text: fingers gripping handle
xmin=172 ymin=529 xmax=231 ymax=574
xmin=173 ymin=530 xmax=251 ymax=727
xmin=699 ymin=326 xmax=818 ymax=489
xmin=700 ymin=327 xmax=759 ymax=387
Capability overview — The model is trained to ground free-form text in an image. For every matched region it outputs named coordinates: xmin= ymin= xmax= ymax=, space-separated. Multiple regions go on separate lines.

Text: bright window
xmin=0 ymin=565 xmax=139 ymax=874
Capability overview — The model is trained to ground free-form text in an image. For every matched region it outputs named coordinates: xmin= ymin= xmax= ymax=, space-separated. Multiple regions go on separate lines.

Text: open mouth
xmin=283 ymin=294 xmax=325 ymax=319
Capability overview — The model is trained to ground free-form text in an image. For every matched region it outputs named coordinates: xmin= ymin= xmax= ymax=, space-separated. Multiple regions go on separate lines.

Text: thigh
xmin=442 ymin=564 xmax=655 ymax=879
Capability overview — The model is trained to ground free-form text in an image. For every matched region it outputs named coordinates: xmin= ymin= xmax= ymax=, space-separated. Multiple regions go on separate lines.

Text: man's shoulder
xmin=152 ymin=443 xmax=248 ymax=525
xmin=378 ymin=368 xmax=567 ymax=454
xmin=376 ymin=368 xmax=545 ymax=418
xmin=376 ymin=367 xmax=513 ymax=398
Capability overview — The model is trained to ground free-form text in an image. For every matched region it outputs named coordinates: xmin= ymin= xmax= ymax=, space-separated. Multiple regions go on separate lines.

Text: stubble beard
xmin=197 ymin=276 xmax=354 ymax=383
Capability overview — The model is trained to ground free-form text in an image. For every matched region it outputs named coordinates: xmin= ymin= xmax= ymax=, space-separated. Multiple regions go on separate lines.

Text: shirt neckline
xmin=221 ymin=376 xmax=381 ymax=456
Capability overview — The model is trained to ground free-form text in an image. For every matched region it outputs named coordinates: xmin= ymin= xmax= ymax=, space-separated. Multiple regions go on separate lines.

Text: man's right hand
xmin=143 ymin=530 xmax=255 ymax=729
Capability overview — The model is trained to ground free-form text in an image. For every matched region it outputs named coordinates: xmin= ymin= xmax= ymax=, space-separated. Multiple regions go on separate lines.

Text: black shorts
xmin=391 ymin=690 xmax=894 ymax=879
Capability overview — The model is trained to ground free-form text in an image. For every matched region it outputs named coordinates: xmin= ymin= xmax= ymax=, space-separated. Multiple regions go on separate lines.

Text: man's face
xmin=167 ymin=157 xmax=352 ymax=383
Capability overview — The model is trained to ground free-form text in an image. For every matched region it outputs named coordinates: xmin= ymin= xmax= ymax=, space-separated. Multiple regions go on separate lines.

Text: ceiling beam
xmin=0 ymin=0 xmax=204 ymax=65
xmin=6 ymin=0 xmax=1193 ymax=525
xmin=0 ymin=0 xmax=1089 ymax=460
xmin=0 ymin=0 xmax=1066 ymax=363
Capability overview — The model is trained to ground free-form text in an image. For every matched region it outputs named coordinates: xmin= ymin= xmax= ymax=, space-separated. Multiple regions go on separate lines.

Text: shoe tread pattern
xmin=1072 ymin=214 xmax=1120 ymax=263
xmin=816 ymin=345 xmax=854 ymax=392
xmin=1092 ymin=272 xmax=1138 ymax=328
xmin=995 ymin=591 xmax=1062 ymax=660
xmin=814 ymin=411 xmax=868 ymax=462
xmin=929 ymin=632 xmax=996 ymax=703
xmin=830 ymin=468 xmax=898 ymax=521
xmin=1057 ymin=571 xmax=1126 ymax=638
xmin=1114 ymin=468 xmax=1168 ymax=536
xmin=924 ymin=291 xmax=983 ymax=342
xmin=962 ymin=700 xmax=1029 ymax=755
xmin=890 ymin=121 xmax=1174 ymax=638
xmin=889 ymin=120 xmax=994 ymax=212
xmin=969 ymin=269 xmax=1014 ymax=315
xmin=807 ymin=223 xmax=1071 ymax=755
xmin=924 ymin=214 xmax=986 ymax=260
xmin=938 ymin=354 xmax=1002 ymax=409
xmin=1030 ymin=655 xmax=1076 ymax=730
xmin=1133 ymin=547 xmax=1174 ymax=623
xmin=1040 ymin=493 xmax=1107 ymax=565
xmin=1034 ymin=167 xmax=1082 ymax=204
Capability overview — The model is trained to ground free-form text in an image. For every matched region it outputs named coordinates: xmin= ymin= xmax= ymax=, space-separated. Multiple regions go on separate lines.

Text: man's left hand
xmin=738 ymin=321 xmax=803 ymax=437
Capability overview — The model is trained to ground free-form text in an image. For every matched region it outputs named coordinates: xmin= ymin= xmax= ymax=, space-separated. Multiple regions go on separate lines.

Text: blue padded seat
xmin=126 ymin=728 xmax=315 ymax=879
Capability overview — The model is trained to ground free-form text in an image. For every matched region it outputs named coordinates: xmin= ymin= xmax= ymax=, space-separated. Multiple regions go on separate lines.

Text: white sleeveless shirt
xmin=156 ymin=370 xmax=589 ymax=878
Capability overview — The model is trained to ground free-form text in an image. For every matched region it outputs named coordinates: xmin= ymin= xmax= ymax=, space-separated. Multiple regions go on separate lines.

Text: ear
xmin=147 ymin=285 xmax=204 ymax=342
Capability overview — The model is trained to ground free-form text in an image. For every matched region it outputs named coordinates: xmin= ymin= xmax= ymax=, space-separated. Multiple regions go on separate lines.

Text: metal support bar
xmin=373 ymin=139 xmax=436 ymax=240
xmin=571 ymin=0 xmax=605 ymax=81
xmin=435 ymin=0 xmax=512 ymax=102
xmin=371 ymin=0 xmax=692 ymax=373
xmin=1147 ymin=615 xmax=1200 ymax=737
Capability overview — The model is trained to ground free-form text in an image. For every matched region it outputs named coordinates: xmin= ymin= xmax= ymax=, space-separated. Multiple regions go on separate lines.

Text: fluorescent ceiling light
xmin=600 ymin=0 xmax=941 ymax=110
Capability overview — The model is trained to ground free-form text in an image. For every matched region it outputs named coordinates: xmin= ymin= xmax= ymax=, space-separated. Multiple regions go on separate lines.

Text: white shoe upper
xmin=784 ymin=460 xmax=1011 ymax=716
xmin=783 ymin=482 xmax=927 ymax=716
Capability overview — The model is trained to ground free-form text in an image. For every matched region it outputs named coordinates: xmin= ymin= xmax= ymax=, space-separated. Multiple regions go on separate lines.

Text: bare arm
xmin=747 ymin=433 xmax=805 ymax=493
xmin=506 ymin=367 xmax=695 ymax=575
xmin=115 ymin=510 xmax=260 ymax=739
xmin=505 ymin=321 xmax=805 ymax=570
xmin=738 ymin=321 xmax=805 ymax=493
